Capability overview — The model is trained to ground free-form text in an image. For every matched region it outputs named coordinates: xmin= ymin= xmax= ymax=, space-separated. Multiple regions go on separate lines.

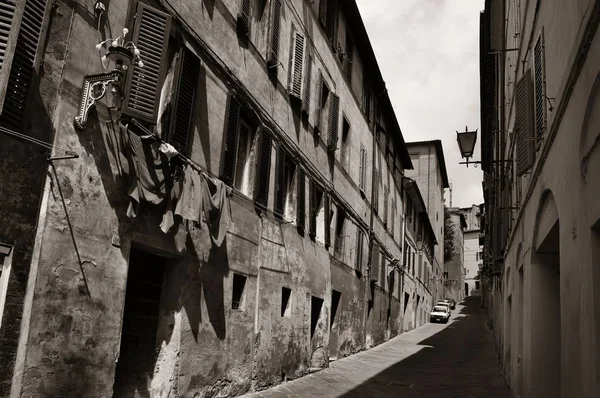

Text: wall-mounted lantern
xmin=456 ymin=125 xmax=512 ymax=168
xmin=74 ymin=28 xmax=143 ymax=129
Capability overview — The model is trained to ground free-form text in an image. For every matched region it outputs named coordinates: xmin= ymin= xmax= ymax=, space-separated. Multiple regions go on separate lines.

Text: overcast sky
xmin=356 ymin=0 xmax=485 ymax=209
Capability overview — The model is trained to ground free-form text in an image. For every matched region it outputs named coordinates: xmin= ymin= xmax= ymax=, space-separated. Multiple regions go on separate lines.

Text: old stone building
xmin=443 ymin=207 xmax=466 ymax=304
xmin=480 ymin=0 xmax=600 ymax=397
xmin=405 ymin=140 xmax=449 ymax=303
xmin=459 ymin=204 xmax=483 ymax=298
xmin=0 ymin=0 xmax=433 ymax=397
xmin=401 ymin=177 xmax=436 ymax=331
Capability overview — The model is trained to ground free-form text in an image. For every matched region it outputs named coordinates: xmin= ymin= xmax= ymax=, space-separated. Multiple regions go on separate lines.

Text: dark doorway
xmin=329 ymin=289 xmax=342 ymax=360
xmin=113 ymin=248 xmax=166 ymax=398
xmin=465 ymin=282 xmax=469 ymax=297
xmin=531 ymin=221 xmax=560 ymax=398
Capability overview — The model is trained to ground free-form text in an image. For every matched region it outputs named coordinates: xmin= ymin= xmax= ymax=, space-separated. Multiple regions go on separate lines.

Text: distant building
xmin=405 ymin=140 xmax=449 ymax=303
xmin=458 ymin=205 xmax=483 ymax=297
xmin=443 ymin=208 xmax=466 ymax=303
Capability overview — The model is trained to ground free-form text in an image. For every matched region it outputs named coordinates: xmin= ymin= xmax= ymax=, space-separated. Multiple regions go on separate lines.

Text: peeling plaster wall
xmin=4 ymin=0 xmax=416 ymax=397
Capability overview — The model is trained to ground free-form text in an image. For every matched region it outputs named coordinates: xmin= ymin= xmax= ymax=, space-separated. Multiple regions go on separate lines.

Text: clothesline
xmin=124 ymin=118 xmax=212 ymax=180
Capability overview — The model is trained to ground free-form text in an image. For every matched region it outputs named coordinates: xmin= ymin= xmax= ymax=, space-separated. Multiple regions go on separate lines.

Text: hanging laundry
xmin=160 ymin=177 xmax=183 ymax=233
xmin=201 ymin=175 xmax=232 ymax=247
xmin=174 ymin=166 xmax=204 ymax=223
xmin=159 ymin=142 xmax=179 ymax=160
xmin=124 ymin=126 xmax=170 ymax=218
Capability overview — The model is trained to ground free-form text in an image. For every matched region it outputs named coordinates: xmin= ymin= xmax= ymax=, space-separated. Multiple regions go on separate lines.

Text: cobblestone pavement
xmin=241 ymin=296 xmax=512 ymax=398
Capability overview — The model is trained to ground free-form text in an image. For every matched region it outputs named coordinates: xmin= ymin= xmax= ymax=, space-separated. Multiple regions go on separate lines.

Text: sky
xmin=356 ymin=0 xmax=485 ymax=209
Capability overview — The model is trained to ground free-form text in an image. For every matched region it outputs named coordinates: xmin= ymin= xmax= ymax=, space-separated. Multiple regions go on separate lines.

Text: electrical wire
xmin=0 ymin=125 xmax=74 ymax=156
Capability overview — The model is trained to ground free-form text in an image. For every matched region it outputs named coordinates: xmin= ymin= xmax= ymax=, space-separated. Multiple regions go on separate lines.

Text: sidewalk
xmin=240 ymin=297 xmax=512 ymax=398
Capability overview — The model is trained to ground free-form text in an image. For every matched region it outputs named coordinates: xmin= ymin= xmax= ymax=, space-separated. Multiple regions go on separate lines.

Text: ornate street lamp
xmin=74 ymin=28 xmax=144 ymax=129
xmin=456 ymin=126 xmax=479 ymax=168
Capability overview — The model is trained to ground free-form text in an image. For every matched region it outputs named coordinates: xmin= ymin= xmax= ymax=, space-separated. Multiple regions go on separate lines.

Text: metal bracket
xmin=74 ymin=71 xmax=123 ymax=130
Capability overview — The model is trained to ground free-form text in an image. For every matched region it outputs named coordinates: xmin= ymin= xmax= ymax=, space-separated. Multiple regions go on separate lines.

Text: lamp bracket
xmin=74 ymin=71 xmax=124 ymax=130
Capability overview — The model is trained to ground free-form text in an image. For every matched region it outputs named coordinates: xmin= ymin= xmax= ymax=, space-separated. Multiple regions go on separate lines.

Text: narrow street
xmin=242 ymin=297 xmax=512 ymax=398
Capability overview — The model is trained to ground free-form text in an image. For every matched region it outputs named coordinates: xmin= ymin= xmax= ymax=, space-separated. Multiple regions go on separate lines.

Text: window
xmin=334 ymin=207 xmax=347 ymax=258
xmin=0 ymin=0 xmax=53 ymax=131
xmin=275 ymin=145 xmax=297 ymax=221
xmin=237 ymin=0 xmax=252 ymax=36
xmin=359 ymin=145 xmax=367 ymax=192
xmin=515 ymin=69 xmax=535 ymax=175
xmin=330 ymin=290 xmax=342 ymax=329
xmin=310 ymin=295 xmax=324 ymax=338
xmin=296 ymin=168 xmax=306 ymax=233
xmin=340 ymin=116 xmax=350 ymax=169
xmin=318 ymin=0 xmax=338 ymax=45
xmin=309 ymin=180 xmax=327 ymax=244
xmin=355 ymin=228 xmax=365 ymax=273
xmin=0 ymin=243 xmax=13 ymax=330
xmin=302 ymin=54 xmax=313 ymax=116
xmin=281 ymin=287 xmax=292 ymax=317
xmin=232 ymin=273 xmax=247 ymax=310
xmin=475 ymin=281 xmax=480 ymax=289
xmin=267 ymin=0 xmax=281 ymax=70
xmin=370 ymin=243 xmax=380 ymax=282
xmin=383 ymin=185 xmax=389 ymax=226
xmin=327 ymin=93 xmax=340 ymax=153
xmin=316 ymin=74 xmax=331 ymax=135
xmin=533 ymin=31 xmax=546 ymax=147
xmin=373 ymin=168 xmax=379 ymax=214
xmin=343 ymin=30 xmax=353 ymax=80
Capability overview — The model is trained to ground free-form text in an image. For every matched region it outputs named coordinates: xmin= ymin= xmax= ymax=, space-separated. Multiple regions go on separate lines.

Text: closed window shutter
xmin=319 ymin=0 xmax=327 ymax=26
xmin=315 ymin=71 xmax=323 ymax=132
xmin=373 ymin=169 xmax=379 ymax=213
xmin=324 ymin=194 xmax=330 ymax=248
xmin=296 ymin=167 xmax=306 ymax=232
xmin=534 ymin=35 xmax=545 ymax=145
xmin=121 ymin=2 xmax=171 ymax=124
xmin=170 ymin=47 xmax=199 ymax=153
xmin=274 ymin=143 xmax=286 ymax=217
xmin=268 ymin=0 xmax=281 ymax=67
xmin=355 ymin=230 xmax=363 ymax=271
xmin=238 ymin=0 xmax=252 ymax=35
xmin=515 ymin=70 xmax=535 ymax=176
xmin=254 ymin=128 xmax=272 ymax=208
xmin=289 ymin=31 xmax=304 ymax=99
xmin=302 ymin=55 xmax=312 ymax=115
xmin=309 ymin=179 xmax=317 ymax=238
xmin=0 ymin=0 xmax=51 ymax=130
xmin=359 ymin=146 xmax=365 ymax=190
xmin=221 ymin=96 xmax=241 ymax=185
xmin=328 ymin=93 xmax=339 ymax=151
xmin=371 ymin=243 xmax=380 ymax=282
xmin=495 ymin=207 xmax=503 ymax=260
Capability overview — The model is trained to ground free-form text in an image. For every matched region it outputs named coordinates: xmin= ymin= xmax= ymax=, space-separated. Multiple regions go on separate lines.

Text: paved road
xmin=241 ymin=296 xmax=512 ymax=398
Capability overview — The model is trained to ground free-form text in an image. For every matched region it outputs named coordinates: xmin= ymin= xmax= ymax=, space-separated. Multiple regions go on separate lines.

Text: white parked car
xmin=430 ymin=305 xmax=450 ymax=323
xmin=436 ymin=301 xmax=452 ymax=316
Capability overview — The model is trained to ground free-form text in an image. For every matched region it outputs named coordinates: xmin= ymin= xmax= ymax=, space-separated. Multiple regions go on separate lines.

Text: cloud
xmin=356 ymin=0 xmax=485 ymax=208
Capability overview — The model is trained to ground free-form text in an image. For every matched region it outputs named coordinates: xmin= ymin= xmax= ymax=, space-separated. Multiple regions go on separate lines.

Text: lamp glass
xmin=456 ymin=130 xmax=478 ymax=159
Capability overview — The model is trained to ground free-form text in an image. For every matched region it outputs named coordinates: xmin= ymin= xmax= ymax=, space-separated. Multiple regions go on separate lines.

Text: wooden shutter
xmin=221 ymin=96 xmax=241 ymax=185
xmin=0 ymin=0 xmax=51 ymax=130
xmin=355 ymin=230 xmax=363 ymax=272
xmin=274 ymin=143 xmax=286 ymax=217
xmin=373 ymin=168 xmax=379 ymax=213
xmin=238 ymin=0 xmax=252 ymax=35
xmin=170 ymin=47 xmax=199 ymax=153
xmin=319 ymin=0 xmax=327 ymax=26
xmin=268 ymin=0 xmax=281 ymax=67
xmin=254 ymin=128 xmax=272 ymax=207
xmin=359 ymin=146 xmax=366 ymax=191
xmin=495 ymin=207 xmax=503 ymax=260
xmin=289 ymin=31 xmax=304 ymax=99
xmin=515 ymin=70 xmax=535 ymax=176
xmin=371 ymin=242 xmax=380 ymax=282
xmin=328 ymin=93 xmax=339 ymax=151
xmin=324 ymin=194 xmax=331 ymax=248
xmin=383 ymin=186 xmax=389 ymax=225
xmin=315 ymin=71 xmax=323 ymax=133
xmin=296 ymin=167 xmax=306 ymax=232
xmin=302 ymin=54 xmax=312 ymax=115
xmin=309 ymin=179 xmax=317 ymax=238
xmin=534 ymin=35 xmax=545 ymax=144
xmin=121 ymin=2 xmax=171 ymax=123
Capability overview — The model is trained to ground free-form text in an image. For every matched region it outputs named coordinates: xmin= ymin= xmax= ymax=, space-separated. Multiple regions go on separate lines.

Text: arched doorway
xmin=530 ymin=191 xmax=561 ymax=398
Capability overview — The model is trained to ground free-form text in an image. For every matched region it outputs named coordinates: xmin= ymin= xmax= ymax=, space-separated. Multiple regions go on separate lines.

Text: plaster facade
xmin=0 ymin=0 xmax=428 ymax=397
xmin=480 ymin=1 xmax=600 ymax=397
xmin=405 ymin=140 xmax=449 ymax=303
xmin=443 ymin=208 xmax=466 ymax=304
xmin=460 ymin=205 xmax=482 ymax=297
